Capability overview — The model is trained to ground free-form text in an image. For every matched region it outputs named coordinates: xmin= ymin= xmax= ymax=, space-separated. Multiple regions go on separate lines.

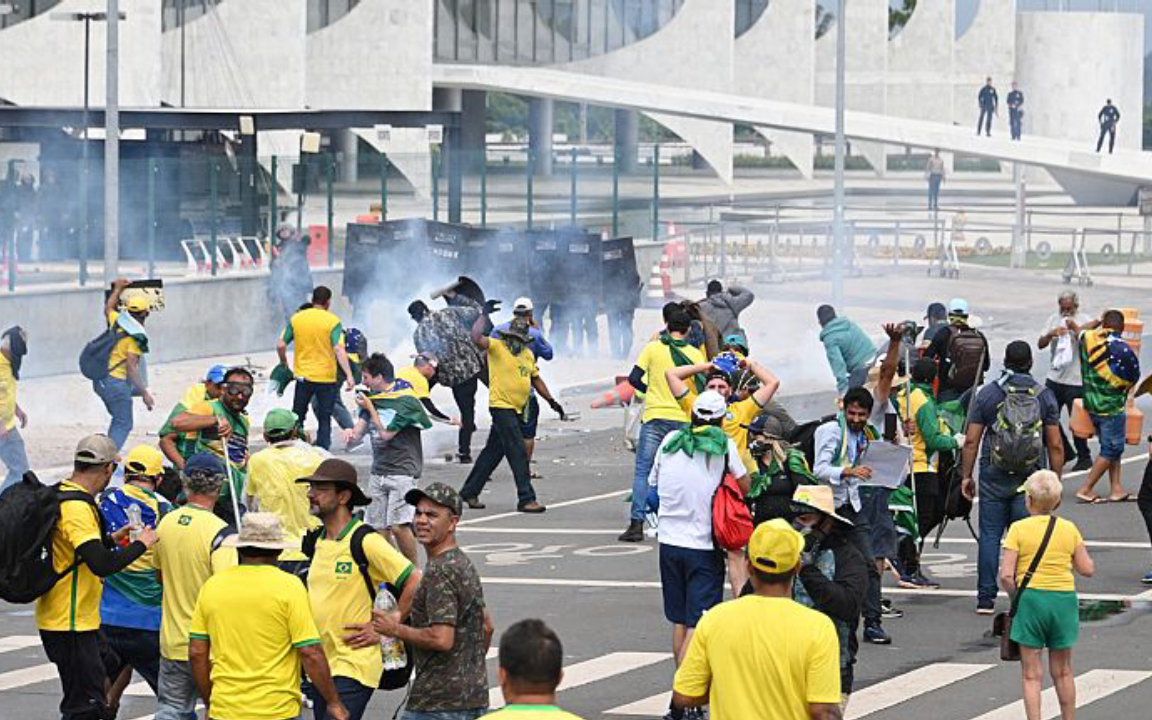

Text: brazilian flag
xmin=889 ymin=485 xmax=919 ymax=545
xmin=367 ymin=380 xmax=432 ymax=432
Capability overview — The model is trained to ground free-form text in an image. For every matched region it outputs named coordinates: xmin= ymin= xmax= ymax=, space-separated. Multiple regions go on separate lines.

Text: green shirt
xmin=482 ymin=705 xmax=588 ymax=720
xmin=187 ymin=398 xmax=250 ymax=497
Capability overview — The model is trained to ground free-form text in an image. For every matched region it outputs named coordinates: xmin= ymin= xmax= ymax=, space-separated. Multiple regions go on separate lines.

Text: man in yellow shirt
xmin=37 ymin=434 xmax=158 ymax=720
xmin=459 ymin=315 xmax=565 ymax=513
xmin=673 ymin=520 xmax=842 ymax=720
xmin=397 ymin=352 xmax=460 ymax=428
xmin=301 ymin=458 xmax=422 ymax=720
xmin=246 ymin=408 xmax=325 ymax=578
xmin=150 ymin=453 xmax=237 ymax=720
xmin=277 ymin=285 xmax=355 ymax=450
xmin=0 ymin=325 xmax=30 ymax=493
xmin=481 ymin=619 xmax=586 ymax=720
xmin=97 ymin=279 xmax=155 ymax=449
xmin=620 ymin=305 xmax=704 ymax=542
xmin=189 ymin=512 xmax=348 ymax=720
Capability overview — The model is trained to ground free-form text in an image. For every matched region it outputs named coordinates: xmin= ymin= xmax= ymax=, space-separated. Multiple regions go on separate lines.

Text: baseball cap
xmin=124 ymin=445 xmax=164 ymax=477
xmin=414 ymin=351 xmax=439 ymax=367
xmin=747 ymin=519 xmax=803 ymax=575
xmin=263 ymin=408 xmax=299 ymax=438
xmin=513 ymin=297 xmax=534 ymax=314
xmin=75 ymin=434 xmax=118 ymax=465
xmin=184 ymin=452 xmax=226 ymax=477
xmin=204 ymin=364 xmax=228 ymax=384
xmin=123 ymin=295 xmax=151 ymax=313
xmin=692 ymin=390 xmax=728 ymax=422
xmin=925 ymin=302 xmax=947 ymax=320
xmin=406 ymin=482 xmax=464 ymax=516
xmin=948 ymin=298 xmax=969 ymax=316
xmin=296 ymin=458 xmax=371 ymax=507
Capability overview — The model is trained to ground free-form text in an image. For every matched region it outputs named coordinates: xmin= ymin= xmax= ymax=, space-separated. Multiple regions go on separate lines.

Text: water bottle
xmin=125 ymin=504 xmax=144 ymax=543
xmin=373 ymin=584 xmax=407 ymax=670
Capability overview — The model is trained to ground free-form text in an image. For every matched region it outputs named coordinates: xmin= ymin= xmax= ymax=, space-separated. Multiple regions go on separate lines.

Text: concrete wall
xmin=954 ymin=0 xmax=1016 ymax=133
xmin=888 ymin=0 xmax=955 ymax=126
xmin=3 ymin=269 xmax=348 ymax=380
xmin=0 ymin=0 xmax=161 ymax=106
xmin=307 ymin=0 xmax=432 ymax=111
xmin=736 ymin=0 xmax=814 ymax=178
xmin=557 ymin=0 xmax=735 ymax=184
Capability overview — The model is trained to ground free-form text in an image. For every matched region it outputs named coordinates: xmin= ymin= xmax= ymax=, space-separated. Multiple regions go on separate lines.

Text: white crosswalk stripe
xmin=969 ymin=669 xmax=1152 ymax=720
xmin=0 ymin=663 xmax=58 ymax=691
xmin=491 ymin=651 xmax=671 ymax=708
xmin=846 ymin=662 xmax=995 ymax=719
xmin=0 ymin=635 xmax=40 ymax=655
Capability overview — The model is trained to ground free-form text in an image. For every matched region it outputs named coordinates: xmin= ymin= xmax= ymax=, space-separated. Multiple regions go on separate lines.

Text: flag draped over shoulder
xmin=368 ymin=380 xmax=432 ymax=432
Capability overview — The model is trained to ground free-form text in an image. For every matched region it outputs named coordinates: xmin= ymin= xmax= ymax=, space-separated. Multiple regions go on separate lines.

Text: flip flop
xmin=1075 ymin=494 xmax=1105 ymax=504
xmin=1108 ymin=493 xmax=1135 ymax=503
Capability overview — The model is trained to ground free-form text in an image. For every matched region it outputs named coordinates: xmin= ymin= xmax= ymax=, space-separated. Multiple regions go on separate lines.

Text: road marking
xmin=607 ymin=691 xmax=671 ymax=716
xmin=480 ymin=576 xmax=1142 ymax=602
xmin=968 ymin=669 xmax=1152 ymax=719
xmin=490 ymin=651 xmax=670 ymax=708
xmin=0 ymin=663 xmax=58 ymax=691
xmin=458 ymin=490 xmax=628 ymax=526
xmin=845 ymin=663 xmax=994 ymax=719
xmin=1062 ymin=453 xmax=1146 ymax=480
xmin=0 ymin=635 xmax=41 ymax=655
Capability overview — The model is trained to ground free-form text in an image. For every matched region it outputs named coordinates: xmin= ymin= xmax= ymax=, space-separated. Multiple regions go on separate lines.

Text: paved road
xmin=3 ymin=412 xmax=1151 ymax=719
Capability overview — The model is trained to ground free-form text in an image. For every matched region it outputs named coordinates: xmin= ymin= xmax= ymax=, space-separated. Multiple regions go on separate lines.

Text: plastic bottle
xmin=125 ymin=504 xmax=144 ymax=543
xmin=373 ymin=584 xmax=407 ymax=670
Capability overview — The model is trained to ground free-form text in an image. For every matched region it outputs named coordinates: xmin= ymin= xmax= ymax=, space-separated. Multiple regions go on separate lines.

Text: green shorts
xmin=1010 ymin=589 xmax=1079 ymax=650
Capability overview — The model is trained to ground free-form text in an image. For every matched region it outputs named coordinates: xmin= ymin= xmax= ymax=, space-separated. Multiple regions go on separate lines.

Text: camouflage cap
xmin=405 ymin=482 xmax=464 ymax=516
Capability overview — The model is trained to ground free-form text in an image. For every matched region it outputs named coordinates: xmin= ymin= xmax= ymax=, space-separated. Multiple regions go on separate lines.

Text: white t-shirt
xmin=649 ymin=434 xmax=748 ymax=551
xmin=1044 ymin=312 xmax=1091 ymax=386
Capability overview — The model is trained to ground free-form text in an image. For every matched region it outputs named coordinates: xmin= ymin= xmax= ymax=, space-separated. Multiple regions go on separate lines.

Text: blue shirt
xmin=493 ymin=322 xmax=553 ymax=361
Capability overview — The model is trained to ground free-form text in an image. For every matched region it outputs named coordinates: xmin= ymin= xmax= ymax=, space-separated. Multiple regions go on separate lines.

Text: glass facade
xmin=162 ymin=1 xmax=222 ymax=33
xmin=734 ymin=0 xmax=769 ymax=38
xmin=433 ymin=0 xmax=687 ymax=65
xmin=0 ymin=0 xmax=63 ymax=30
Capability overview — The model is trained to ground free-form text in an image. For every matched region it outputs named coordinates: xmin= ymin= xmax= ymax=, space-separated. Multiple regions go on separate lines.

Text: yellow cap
xmin=747 ymin=518 xmax=803 ymax=575
xmin=123 ymin=295 xmax=151 ymax=313
xmin=124 ymin=445 xmax=164 ymax=477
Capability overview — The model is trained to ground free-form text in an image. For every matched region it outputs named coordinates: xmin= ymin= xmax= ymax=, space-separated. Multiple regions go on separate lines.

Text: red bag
xmin=712 ymin=472 xmax=753 ymax=552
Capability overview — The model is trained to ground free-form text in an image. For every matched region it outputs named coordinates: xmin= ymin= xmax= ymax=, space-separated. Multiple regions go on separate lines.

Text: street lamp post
xmin=51 ymin=8 xmax=124 ymax=286
xmin=831 ymin=0 xmax=847 ymax=310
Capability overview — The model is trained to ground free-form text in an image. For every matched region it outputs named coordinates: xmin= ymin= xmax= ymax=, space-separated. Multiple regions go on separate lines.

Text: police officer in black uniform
xmin=976 ymin=77 xmax=998 ymax=137
xmin=1006 ymin=83 xmax=1024 ymax=141
xmin=1096 ymin=99 xmax=1121 ymax=154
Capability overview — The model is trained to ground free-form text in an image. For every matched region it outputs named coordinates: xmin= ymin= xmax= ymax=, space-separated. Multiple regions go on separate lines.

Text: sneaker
xmin=976 ymin=600 xmax=996 ymax=615
xmin=457 ymin=453 xmax=473 ymax=464
xmin=461 ymin=495 xmax=486 ymax=510
xmin=517 ymin=501 xmax=547 ymax=514
xmin=899 ymin=570 xmax=940 ymax=590
xmin=684 ymin=708 xmax=706 ymax=720
xmin=618 ymin=520 xmax=645 ymax=543
xmin=863 ymin=623 xmax=892 ymax=645
xmin=1071 ymin=457 xmax=1093 ymax=472
xmin=880 ymin=599 xmax=904 ymax=620
xmin=1141 ymin=570 xmax=1152 ymax=585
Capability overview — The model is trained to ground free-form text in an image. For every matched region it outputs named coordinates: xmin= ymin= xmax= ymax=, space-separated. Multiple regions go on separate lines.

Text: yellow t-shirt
xmin=106 ymin=311 xmax=142 ymax=381
xmin=1003 ymin=516 xmax=1084 ymax=592
xmin=636 ymin=339 xmax=705 ymax=423
xmin=247 ymin=442 xmax=324 ymax=562
xmin=35 ymin=482 xmax=103 ymax=632
xmin=397 ymin=366 xmax=431 ymax=399
xmin=673 ymin=596 xmax=841 ymax=720
xmin=488 ymin=338 xmax=538 ymax=412
xmin=306 ymin=520 xmax=415 ymax=688
xmin=180 ymin=382 xmax=209 ymax=409
xmin=189 ymin=564 xmax=322 ymax=720
xmin=0 ymin=351 xmax=16 ymax=430
xmin=482 ymin=706 xmax=587 ymax=720
xmin=151 ymin=505 xmax=237 ymax=660
xmin=282 ymin=307 xmax=344 ymax=383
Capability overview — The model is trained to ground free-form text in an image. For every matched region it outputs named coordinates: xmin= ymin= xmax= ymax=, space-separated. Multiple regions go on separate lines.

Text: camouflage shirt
xmin=407 ymin=547 xmax=489 ymax=712
xmin=413 ymin=300 xmax=484 ymax=388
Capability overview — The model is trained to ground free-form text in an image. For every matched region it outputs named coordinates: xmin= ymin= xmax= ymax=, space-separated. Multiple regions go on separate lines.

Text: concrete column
xmin=432 ymin=87 xmax=463 ymax=112
xmin=460 ymin=90 xmax=487 ymax=174
xmin=614 ymin=108 xmax=639 ymax=175
xmin=529 ymin=97 xmax=554 ymax=176
xmin=338 ymin=130 xmax=359 ymax=184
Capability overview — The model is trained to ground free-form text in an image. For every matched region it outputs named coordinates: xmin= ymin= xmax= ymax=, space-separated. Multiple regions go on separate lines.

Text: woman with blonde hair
xmin=1000 ymin=470 xmax=1095 ymax=720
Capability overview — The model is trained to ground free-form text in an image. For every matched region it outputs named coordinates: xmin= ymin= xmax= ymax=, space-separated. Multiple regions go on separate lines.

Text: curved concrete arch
xmin=555 ymin=0 xmax=734 ymax=184
xmin=735 ymin=0 xmax=813 ymax=178
xmin=815 ymin=0 xmax=887 ymax=175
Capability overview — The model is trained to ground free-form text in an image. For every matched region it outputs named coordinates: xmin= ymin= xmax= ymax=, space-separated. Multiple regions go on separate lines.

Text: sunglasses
xmin=224 ymin=383 xmax=254 ymax=398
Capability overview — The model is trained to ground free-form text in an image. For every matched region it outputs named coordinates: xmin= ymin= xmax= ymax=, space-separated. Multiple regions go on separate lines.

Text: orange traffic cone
xmin=591 ymin=379 xmax=637 ymax=409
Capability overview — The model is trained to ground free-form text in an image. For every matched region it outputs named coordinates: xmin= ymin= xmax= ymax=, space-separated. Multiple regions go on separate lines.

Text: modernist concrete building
xmin=0 ymin=0 xmax=1146 ymax=202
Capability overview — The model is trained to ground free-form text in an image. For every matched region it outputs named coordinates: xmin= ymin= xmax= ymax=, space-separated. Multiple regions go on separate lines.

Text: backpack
xmin=712 ymin=468 xmax=753 ymax=552
xmin=0 ymin=474 xmax=101 ymax=604
xmin=789 ymin=414 xmax=838 ymax=468
xmin=990 ymin=382 xmax=1044 ymax=474
xmin=946 ymin=327 xmax=986 ymax=388
xmin=302 ymin=523 xmax=413 ymax=691
xmin=79 ymin=324 xmax=128 ymax=381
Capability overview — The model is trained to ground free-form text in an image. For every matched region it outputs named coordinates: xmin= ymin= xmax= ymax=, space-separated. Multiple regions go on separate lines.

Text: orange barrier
xmin=591 ymin=378 xmax=636 ymax=409
xmin=1071 ymin=398 xmax=1093 ymax=439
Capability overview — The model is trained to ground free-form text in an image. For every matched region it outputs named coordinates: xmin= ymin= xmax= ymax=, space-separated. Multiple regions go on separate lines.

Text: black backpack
xmin=789 ymin=414 xmax=838 ymax=468
xmin=990 ymin=382 xmax=1044 ymax=474
xmin=302 ymin=523 xmax=413 ymax=691
xmin=79 ymin=324 xmax=128 ymax=381
xmin=946 ymin=327 xmax=986 ymax=388
xmin=0 ymin=474 xmax=101 ymax=604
